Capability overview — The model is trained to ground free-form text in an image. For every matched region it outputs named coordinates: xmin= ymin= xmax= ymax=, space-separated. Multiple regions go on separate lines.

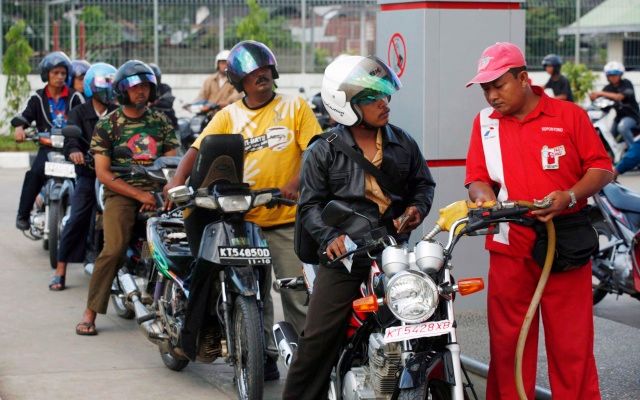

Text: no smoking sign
xmin=387 ymin=33 xmax=407 ymax=77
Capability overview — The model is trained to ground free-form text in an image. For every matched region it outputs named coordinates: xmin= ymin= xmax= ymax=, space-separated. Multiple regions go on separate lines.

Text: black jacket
xmin=18 ymin=87 xmax=85 ymax=132
xmin=65 ymin=101 xmax=118 ymax=177
xmin=151 ymin=83 xmax=177 ymax=128
xmin=298 ymin=123 xmax=436 ymax=249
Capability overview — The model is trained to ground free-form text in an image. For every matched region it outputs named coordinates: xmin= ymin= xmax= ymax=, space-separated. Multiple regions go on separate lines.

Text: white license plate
xmin=383 ymin=320 xmax=454 ymax=343
xmin=45 ymin=161 xmax=76 ymax=179
xmin=218 ymin=246 xmax=271 ymax=266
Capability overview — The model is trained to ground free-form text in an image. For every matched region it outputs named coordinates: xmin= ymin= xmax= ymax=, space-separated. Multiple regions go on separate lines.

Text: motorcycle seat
xmin=602 ymin=182 xmax=640 ymax=213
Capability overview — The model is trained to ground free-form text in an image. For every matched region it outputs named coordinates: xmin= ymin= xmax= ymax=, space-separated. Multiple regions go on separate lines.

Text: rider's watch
xmin=567 ymin=190 xmax=577 ymax=209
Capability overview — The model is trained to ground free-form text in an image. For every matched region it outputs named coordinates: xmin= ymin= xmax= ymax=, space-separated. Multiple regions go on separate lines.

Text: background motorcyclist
xmin=589 ymin=61 xmax=640 ymax=147
xmin=70 ymin=59 xmax=91 ymax=97
xmin=49 ymin=63 xmax=119 ymax=291
xmin=149 ymin=63 xmax=178 ymax=129
xmin=75 ymin=60 xmax=178 ymax=336
xmin=13 ymin=51 xmax=85 ymax=231
xmin=188 ymin=49 xmax=242 ymax=111
xmin=542 ymin=54 xmax=573 ymax=101
xmin=165 ymin=40 xmax=322 ymax=380
xmin=282 ymin=55 xmax=436 ymax=399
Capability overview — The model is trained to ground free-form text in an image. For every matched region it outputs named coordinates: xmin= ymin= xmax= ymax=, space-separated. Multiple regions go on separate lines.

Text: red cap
xmin=466 ymin=42 xmax=526 ymax=87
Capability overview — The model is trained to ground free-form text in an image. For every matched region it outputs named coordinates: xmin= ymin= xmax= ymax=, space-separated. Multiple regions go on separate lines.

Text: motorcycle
xmin=123 ymin=134 xmax=291 ymax=400
xmin=589 ymin=181 xmax=640 ymax=305
xmin=272 ymin=199 xmax=529 ymax=400
xmin=176 ymin=101 xmax=219 ymax=153
xmin=299 ymin=87 xmax=335 ymax=130
xmin=12 ymin=116 xmax=76 ymax=269
xmin=587 ymin=97 xmax=626 ymax=163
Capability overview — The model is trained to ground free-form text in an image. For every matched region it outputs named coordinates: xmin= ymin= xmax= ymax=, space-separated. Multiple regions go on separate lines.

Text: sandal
xmin=49 ymin=275 xmax=65 ymax=291
xmin=75 ymin=322 xmax=97 ymax=336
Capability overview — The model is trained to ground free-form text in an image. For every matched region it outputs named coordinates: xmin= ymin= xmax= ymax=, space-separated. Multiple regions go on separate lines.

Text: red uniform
xmin=465 ymin=87 xmax=611 ymax=399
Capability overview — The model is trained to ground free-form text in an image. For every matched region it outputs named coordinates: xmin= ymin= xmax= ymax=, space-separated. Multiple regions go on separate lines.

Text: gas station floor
xmin=457 ymin=308 xmax=640 ymax=400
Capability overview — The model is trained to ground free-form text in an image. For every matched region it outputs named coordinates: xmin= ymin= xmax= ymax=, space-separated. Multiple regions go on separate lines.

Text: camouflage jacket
xmin=91 ymin=106 xmax=179 ymax=191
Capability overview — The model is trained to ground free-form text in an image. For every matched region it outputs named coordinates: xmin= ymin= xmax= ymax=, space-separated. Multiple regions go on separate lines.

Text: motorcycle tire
xmin=399 ymin=379 xmax=462 ymax=400
xmin=232 ymin=296 xmax=264 ymax=400
xmin=110 ymin=270 xmax=135 ymax=319
xmin=592 ymin=220 xmax=614 ymax=305
xmin=159 ymin=280 xmax=189 ymax=371
xmin=48 ymin=200 xmax=63 ymax=270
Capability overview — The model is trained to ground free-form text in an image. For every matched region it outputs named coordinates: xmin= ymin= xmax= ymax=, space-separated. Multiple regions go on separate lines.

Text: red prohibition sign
xmin=388 ymin=33 xmax=407 ymax=77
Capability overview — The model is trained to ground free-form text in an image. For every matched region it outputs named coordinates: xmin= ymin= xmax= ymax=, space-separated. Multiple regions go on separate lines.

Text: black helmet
xmin=70 ymin=59 xmax=91 ymax=81
xmin=113 ymin=60 xmax=157 ymax=105
xmin=226 ymin=40 xmax=279 ymax=92
xmin=149 ymin=63 xmax=162 ymax=85
xmin=39 ymin=51 xmax=72 ymax=83
xmin=542 ymin=54 xmax=562 ymax=74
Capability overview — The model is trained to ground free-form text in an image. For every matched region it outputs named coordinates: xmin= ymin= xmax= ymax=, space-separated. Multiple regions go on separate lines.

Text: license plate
xmin=45 ymin=161 xmax=76 ymax=179
xmin=383 ymin=320 xmax=454 ymax=343
xmin=218 ymin=246 xmax=271 ymax=266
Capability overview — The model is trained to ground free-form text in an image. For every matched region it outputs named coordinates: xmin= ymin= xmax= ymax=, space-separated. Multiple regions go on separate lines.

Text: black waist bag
xmin=531 ymin=209 xmax=599 ymax=273
xmin=294 ymin=207 xmax=320 ymax=264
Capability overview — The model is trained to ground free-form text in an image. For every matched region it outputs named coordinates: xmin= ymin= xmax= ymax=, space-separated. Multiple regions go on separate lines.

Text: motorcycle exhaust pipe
xmin=118 ymin=272 xmax=166 ymax=343
xmin=273 ymin=322 xmax=298 ymax=369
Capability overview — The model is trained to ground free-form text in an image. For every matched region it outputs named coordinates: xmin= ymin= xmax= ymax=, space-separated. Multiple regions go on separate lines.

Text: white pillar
xmin=607 ymin=36 xmax=624 ymax=62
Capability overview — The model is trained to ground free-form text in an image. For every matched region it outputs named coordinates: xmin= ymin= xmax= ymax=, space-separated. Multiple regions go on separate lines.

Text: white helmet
xmin=321 ymin=55 xmax=401 ymax=126
xmin=604 ymin=61 xmax=625 ymax=76
xmin=215 ymin=50 xmax=231 ymax=64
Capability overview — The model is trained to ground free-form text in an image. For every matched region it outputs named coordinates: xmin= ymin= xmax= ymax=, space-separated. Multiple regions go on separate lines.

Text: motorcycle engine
xmin=31 ymin=212 xmax=45 ymax=235
xmin=341 ymin=333 xmax=401 ymax=400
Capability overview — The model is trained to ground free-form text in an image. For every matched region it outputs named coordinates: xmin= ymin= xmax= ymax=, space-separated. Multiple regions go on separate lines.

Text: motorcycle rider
xmin=283 ymin=55 xmax=436 ymax=399
xmin=188 ymin=49 xmax=242 ymax=111
xmin=542 ymin=54 xmax=573 ymax=101
xmin=49 ymin=63 xmax=119 ymax=291
xmin=589 ymin=61 xmax=640 ymax=147
xmin=70 ymin=59 xmax=91 ymax=96
xmin=465 ymin=42 xmax=612 ymax=399
xmin=75 ymin=60 xmax=178 ymax=335
xmin=14 ymin=51 xmax=85 ymax=231
xmin=149 ymin=63 xmax=178 ymax=129
xmin=165 ymin=40 xmax=322 ymax=379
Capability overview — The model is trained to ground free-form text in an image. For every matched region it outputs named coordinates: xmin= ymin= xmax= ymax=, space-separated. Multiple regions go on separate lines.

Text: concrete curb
xmin=0 ymin=152 xmax=32 ymax=168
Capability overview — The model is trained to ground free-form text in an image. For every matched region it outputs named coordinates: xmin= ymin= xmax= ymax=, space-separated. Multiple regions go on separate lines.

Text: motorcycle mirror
xmin=321 ymin=200 xmax=355 ymax=227
xmin=11 ymin=116 xmax=29 ymax=128
xmin=61 ymin=125 xmax=83 ymax=139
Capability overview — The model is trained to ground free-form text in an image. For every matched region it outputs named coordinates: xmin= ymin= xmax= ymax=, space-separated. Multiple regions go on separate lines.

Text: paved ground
xmin=0 ymin=168 xmax=639 ymax=400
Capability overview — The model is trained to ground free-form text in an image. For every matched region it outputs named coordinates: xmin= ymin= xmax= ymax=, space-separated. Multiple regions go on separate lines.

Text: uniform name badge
xmin=541 ymin=145 xmax=566 ymax=170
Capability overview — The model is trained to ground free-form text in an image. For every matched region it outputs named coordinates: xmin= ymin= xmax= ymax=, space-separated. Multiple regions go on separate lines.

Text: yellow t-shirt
xmin=192 ymin=93 xmax=322 ymax=227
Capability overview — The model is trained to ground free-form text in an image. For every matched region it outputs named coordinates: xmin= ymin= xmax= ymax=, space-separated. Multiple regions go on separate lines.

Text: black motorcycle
xmin=122 ymin=134 xmax=291 ymax=400
xmin=589 ymin=181 xmax=640 ymax=304
xmin=176 ymin=101 xmax=220 ymax=153
xmin=12 ymin=116 xmax=76 ymax=268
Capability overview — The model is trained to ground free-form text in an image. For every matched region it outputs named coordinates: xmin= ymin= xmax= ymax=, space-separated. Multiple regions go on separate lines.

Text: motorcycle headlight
xmin=386 ymin=270 xmax=439 ymax=324
xmin=217 ymin=195 xmax=252 ymax=213
xmin=47 ymin=152 xmax=66 ymax=163
xmin=253 ymin=192 xmax=273 ymax=207
xmin=51 ymin=134 xmax=65 ymax=149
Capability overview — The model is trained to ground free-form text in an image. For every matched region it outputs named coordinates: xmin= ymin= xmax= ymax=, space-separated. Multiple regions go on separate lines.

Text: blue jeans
xmin=616 ymin=117 xmax=639 ymax=147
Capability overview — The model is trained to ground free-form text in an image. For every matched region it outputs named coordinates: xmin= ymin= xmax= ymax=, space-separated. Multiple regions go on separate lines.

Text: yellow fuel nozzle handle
xmin=434 ymin=200 xmax=499 ymax=233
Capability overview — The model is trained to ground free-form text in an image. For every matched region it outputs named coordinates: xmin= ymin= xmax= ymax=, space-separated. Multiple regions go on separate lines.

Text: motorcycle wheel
xmin=592 ymin=220 xmax=614 ymax=305
xmin=48 ymin=200 xmax=63 ymax=269
xmin=232 ymin=296 xmax=264 ymax=400
xmin=399 ymin=380 xmax=458 ymax=400
xmin=159 ymin=280 xmax=189 ymax=371
xmin=110 ymin=270 xmax=135 ymax=319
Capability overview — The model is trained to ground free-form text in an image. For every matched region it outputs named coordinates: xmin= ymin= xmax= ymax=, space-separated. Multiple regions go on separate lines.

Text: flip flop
xmin=49 ymin=275 xmax=65 ymax=291
xmin=75 ymin=322 xmax=97 ymax=336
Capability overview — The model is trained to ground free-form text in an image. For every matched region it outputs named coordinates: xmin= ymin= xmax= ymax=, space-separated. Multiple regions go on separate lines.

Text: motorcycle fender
xmin=226 ymin=266 xmax=258 ymax=296
xmin=48 ymin=181 xmax=63 ymax=201
xmin=58 ymin=179 xmax=74 ymax=201
xmin=198 ymin=220 xmax=269 ymax=265
xmin=398 ymin=350 xmax=455 ymax=389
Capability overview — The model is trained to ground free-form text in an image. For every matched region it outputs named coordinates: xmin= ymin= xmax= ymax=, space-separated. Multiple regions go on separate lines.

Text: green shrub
xmin=562 ymin=62 xmax=596 ymax=104
xmin=1 ymin=20 xmax=33 ymax=136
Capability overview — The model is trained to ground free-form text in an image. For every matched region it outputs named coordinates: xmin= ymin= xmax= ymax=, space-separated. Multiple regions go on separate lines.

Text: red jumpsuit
xmin=465 ymin=87 xmax=611 ymax=399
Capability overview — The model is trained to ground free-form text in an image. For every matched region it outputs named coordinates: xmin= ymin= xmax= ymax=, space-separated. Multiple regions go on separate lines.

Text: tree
xmin=2 ymin=21 xmax=33 ymax=135
xmin=562 ymin=61 xmax=596 ymax=104
xmin=231 ymin=0 xmax=294 ymax=48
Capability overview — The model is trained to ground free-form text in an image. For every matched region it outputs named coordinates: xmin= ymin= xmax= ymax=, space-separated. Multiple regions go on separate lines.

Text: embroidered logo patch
xmin=541 ymin=126 xmax=564 ymax=133
xmin=541 ymin=145 xmax=566 ymax=170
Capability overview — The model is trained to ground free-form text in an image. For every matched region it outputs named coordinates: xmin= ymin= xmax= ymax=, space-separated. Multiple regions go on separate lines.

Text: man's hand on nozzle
xmin=468 ymin=181 xmax=497 ymax=207
xmin=394 ymin=206 xmax=421 ymax=234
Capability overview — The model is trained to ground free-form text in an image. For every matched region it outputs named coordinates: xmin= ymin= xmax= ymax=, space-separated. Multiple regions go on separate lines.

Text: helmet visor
xmin=227 ymin=43 xmax=277 ymax=76
xmin=118 ymin=73 xmax=156 ymax=92
xmin=341 ymin=57 xmax=401 ymax=103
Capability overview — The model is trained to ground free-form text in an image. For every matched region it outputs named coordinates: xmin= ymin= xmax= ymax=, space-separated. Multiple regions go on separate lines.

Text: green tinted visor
xmin=341 ymin=57 xmax=401 ymax=103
